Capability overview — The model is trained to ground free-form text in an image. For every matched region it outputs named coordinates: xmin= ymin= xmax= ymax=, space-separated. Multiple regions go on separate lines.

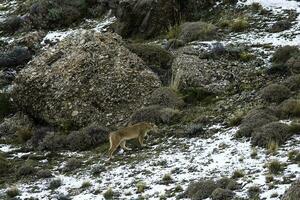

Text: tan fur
xmin=108 ymin=122 xmax=158 ymax=159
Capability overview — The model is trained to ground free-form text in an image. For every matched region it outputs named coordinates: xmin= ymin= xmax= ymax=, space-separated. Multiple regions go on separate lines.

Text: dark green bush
xmin=66 ymin=131 xmax=93 ymax=151
xmin=63 ymin=158 xmax=82 ymax=172
xmin=260 ymin=84 xmax=291 ymax=103
xmin=36 ymin=169 xmax=53 ymax=178
xmin=147 ymin=87 xmax=184 ymax=109
xmin=235 ymin=108 xmax=278 ymax=138
xmin=180 ymin=87 xmax=214 ymax=104
xmin=267 ymin=160 xmax=285 ymax=174
xmin=30 ymin=126 xmax=55 ymax=147
xmin=270 ymin=20 xmax=292 ymax=33
xmin=0 ymin=93 xmax=12 ymax=120
xmin=182 ymin=180 xmax=218 ymax=199
xmin=130 ymin=105 xmax=180 ymax=125
xmin=287 ymin=54 xmax=300 ymax=74
xmin=247 ymin=185 xmax=260 ymax=199
xmin=6 ymin=187 xmax=20 ymax=198
xmin=211 ymin=188 xmax=235 ymax=200
xmin=49 ymin=178 xmax=62 ymax=189
xmin=251 ymin=122 xmax=291 ymax=148
xmin=230 ymin=18 xmax=249 ymax=32
xmin=17 ymin=163 xmax=36 ymax=176
xmin=216 ymin=177 xmax=239 ymax=190
xmin=39 ymin=133 xmax=67 ymax=151
xmin=179 ymin=21 xmax=218 ymax=43
xmin=16 ymin=127 xmax=33 ymax=143
xmin=278 ymin=99 xmax=300 ymax=118
xmin=0 ymin=154 xmax=10 ymax=175
xmin=284 ymin=75 xmax=300 ymax=91
xmin=269 ymin=46 xmax=300 ymax=74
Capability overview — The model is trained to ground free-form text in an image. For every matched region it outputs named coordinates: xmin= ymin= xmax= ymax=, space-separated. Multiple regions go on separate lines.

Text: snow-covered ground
xmin=1 ymin=127 xmax=299 ymax=199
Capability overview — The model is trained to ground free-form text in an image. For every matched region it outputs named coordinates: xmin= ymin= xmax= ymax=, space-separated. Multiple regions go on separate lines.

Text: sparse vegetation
xmin=182 ymin=180 xmax=218 ymax=200
xmin=6 ymin=187 xmax=20 ymax=198
xmin=247 ymin=185 xmax=260 ymax=199
xmin=16 ymin=127 xmax=33 ymax=143
xmin=103 ymin=188 xmax=114 ymax=199
xmin=64 ymin=158 xmax=82 ymax=172
xmin=230 ymin=17 xmax=250 ymax=32
xmin=231 ymin=170 xmax=244 ymax=179
xmin=288 ymin=150 xmax=300 ymax=163
xmin=167 ymin=24 xmax=181 ymax=39
xmin=136 ymin=181 xmax=147 ymax=193
xmin=17 ymin=162 xmax=36 ymax=176
xmin=267 ymin=160 xmax=285 ymax=174
xmin=211 ymin=188 xmax=235 ymax=200
xmin=278 ymin=99 xmax=300 ymax=117
xmin=0 ymin=154 xmax=10 ymax=175
xmin=37 ymin=169 xmax=53 ymax=178
xmin=251 ymin=122 xmax=291 ymax=148
xmin=265 ymin=174 xmax=274 ymax=183
xmin=260 ymin=84 xmax=291 ymax=103
xmin=179 ymin=21 xmax=218 ymax=43
xmin=162 ymin=173 xmax=173 ymax=184
xmin=81 ymin=181 xmax=92 ymax=189
xmin=49 ymin=179 xmax=62 ymax=190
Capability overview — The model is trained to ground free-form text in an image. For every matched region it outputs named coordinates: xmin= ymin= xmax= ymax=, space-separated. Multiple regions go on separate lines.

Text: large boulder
xmin=12 ymin=30 xmax=161 ymax=128
xmin=112 ymin=0 xmax=180 ymax=39
xmin=171 ymin=54 xmax=232 ymax=94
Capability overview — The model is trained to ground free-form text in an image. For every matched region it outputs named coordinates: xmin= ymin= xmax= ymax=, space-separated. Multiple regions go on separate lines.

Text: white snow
xmin=0 ymin=144 xmax=18 ymax=153
xmin=9 ymin=127 xmax=300 ymax=200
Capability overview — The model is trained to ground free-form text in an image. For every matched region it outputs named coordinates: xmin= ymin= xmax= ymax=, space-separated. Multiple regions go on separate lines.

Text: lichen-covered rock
xmin=12 ymin=30 xmax=161 ymax=128
xmin=171 ymin=54 xmax=232 ymax=94
xmin=282 ymin=180 xmax=300 ymax=200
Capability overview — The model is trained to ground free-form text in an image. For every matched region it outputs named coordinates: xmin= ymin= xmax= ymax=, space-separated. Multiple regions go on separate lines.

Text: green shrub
xmin=228 ymin=110 xmax=245 ymax=127
xmin=0 ymin=93 xmax=12 ymax=120
xmin=0 ymin=154 xmax=10 ymax=175
xmin=179 ymin=21 xmax=218 ymax=43
xmin=130 ymin=105 xmax=180 ymax=125
xmin=239 ymin=51 xmax=254 ymax=62
xmin=126 ymin=43 xmax=173 ymax=70
xmin=184 ymin=124 xmax=205 ymax=138
xmin=147 ymin=87 xmax=184 ymax=109
xmin=39 ymin=133 xmax=67 ymax=151
xmin=136 ymin=181 xmax=147 ymax=193
xmin=288 ymin=150 xmax=300 ymax=163
xmin=216 ymin=177 xmax=238 ymax=190
xmin=287 ymin=54 xmax=300 ymax=74
xmin=103 ymin=188 xmax=114 ymax=199
xmin=182 ymin=180 xmax=218 ymax=199
xmin=231 ymin=170 xmax=244 ymax=179
xmin=66 ymin=131 xmax=93 ymax=151
xmin=180 ymin=87 xmax=214 ymax=104
xmin=235 ymin=108 xmax=278 ymax=138
xmin=49 ymin=179 xmax=62 ymax=190
xmin=211 ymin=188 xmax=235 ymax=200
xmin=6 ymin=187 xmax=20 ymax=198
xmin=270 ymin=20 xmax=292 ymax=33
xmin=269 ymin=46 xmax=300 ymax=73
xmin=251 ymin=3 xmax=263 ymax=12
xmin=272 ymin=46 xmax=299 ymax=64
xmin=81 ymin=181 xmax=92 ymax=188
xmin=247 ymin=185 xmax=260 ymax=199
xmin=251 ymin=122 xmax=291 ymax=148
xmin=162 ymin=173 xmax=173 ymax=184
xmin=63 ymin=158 xmax=82 ymax=172
xmin=278 ymin=99 xmax=300 ymax=117
xmin=260 ymin=84 xmax=291 ymax=103
xmin=230 ymin=17 xmax=249 ymax=32
xmin=36 ymin=169 xmax=53 ymax=178
xmin=284 ymin=75 xmax=300 ymax=91
xmin=167 ymin=24 xmax=181 ymax=39
xmin=17 ymin=163 xmax=36 ymax=176
xmin=265 ymin=174 xmax=274 ymax=183
xmin=267 ymin=160 xmax=284 ymax=174
xmin=16 ymin=127 xmax=33 ymax=143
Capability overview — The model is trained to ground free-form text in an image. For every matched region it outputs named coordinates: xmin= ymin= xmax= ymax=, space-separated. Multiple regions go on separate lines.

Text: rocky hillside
xmin=0 ymin=0 xmax=300 ymax=199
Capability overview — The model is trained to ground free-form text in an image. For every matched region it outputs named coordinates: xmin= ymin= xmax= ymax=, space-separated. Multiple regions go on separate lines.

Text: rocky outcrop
xmin=112 ymin=0 xmax=180 ymax=39
xmin=12 ymin=30 xmax=161 ymax=128
xmin=171 ymin=54 xmax=232 ymax=94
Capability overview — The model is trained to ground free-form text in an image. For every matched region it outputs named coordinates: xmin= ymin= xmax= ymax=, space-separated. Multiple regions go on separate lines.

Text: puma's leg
xmin=120 ymin=141 xmax=132 ymax=151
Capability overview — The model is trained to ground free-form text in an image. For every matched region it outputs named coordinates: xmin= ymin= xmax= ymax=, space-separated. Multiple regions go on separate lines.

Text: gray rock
xmin=12 ymin=30 xmax=161 ymax=128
